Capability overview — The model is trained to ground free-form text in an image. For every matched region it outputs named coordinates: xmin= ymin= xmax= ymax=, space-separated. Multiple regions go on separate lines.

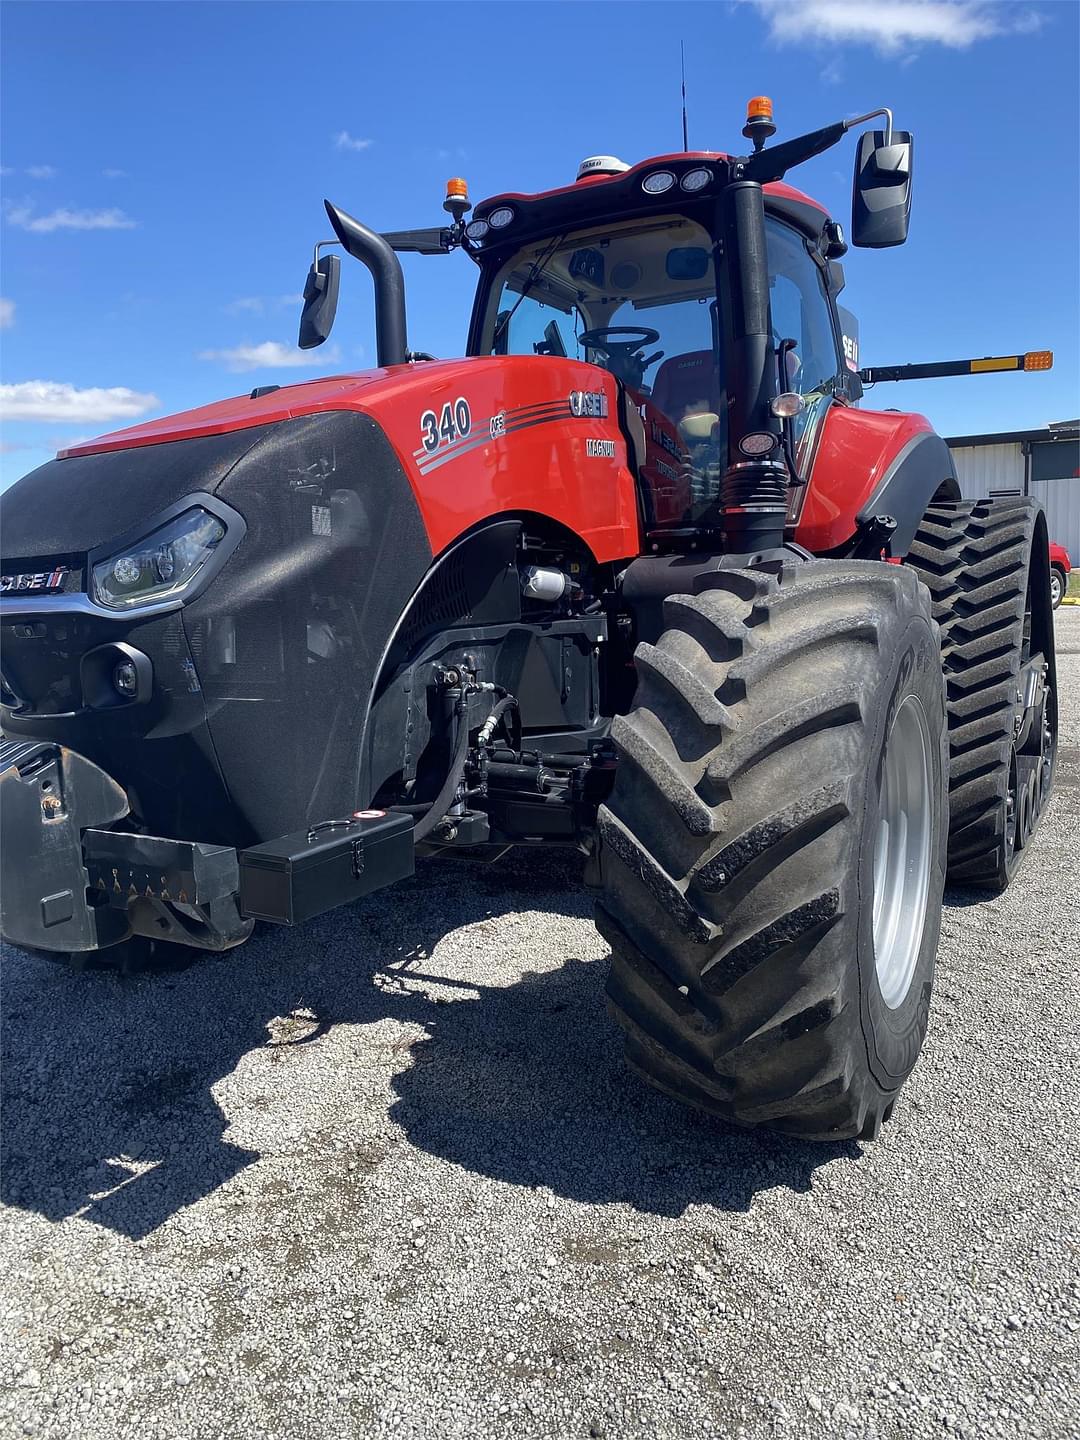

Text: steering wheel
xmin=579 ymin=326 xmax=661 ymax=356
xmin=578 ymin=326 xmax=663 ymax=387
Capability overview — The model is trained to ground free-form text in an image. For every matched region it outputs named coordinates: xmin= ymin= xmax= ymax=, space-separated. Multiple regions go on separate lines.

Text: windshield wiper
xmin=492 ymin=233 xmax=566 ymax=349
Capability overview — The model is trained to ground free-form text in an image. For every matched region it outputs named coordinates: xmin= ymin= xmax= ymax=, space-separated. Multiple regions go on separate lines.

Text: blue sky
xmin=1 ymin=0 xmax=1077 ymax=487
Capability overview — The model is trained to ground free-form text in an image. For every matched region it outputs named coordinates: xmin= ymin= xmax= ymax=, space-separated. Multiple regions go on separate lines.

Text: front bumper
xmin=0 ymin=739 xmax=250 ymax=954
xmin=1 ymin=740 xmax=414 ymax=956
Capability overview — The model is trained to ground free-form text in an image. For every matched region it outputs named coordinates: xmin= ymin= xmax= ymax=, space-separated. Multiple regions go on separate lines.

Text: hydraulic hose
xmin=477 ymin=696 xmax=519 ymax=747
xmin=399 ymin=688 xmax=519 ymax=842
xmin=411 ymin=701 xmax=471 ymax=843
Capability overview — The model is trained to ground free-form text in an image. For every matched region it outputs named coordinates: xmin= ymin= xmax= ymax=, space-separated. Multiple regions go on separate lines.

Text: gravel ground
xmin=2 ymin=610 xmax=1078 ymax=1440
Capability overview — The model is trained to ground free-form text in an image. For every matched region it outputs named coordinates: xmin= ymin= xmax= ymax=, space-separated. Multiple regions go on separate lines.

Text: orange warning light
xmin=444 ymin=176 xmax=471 ymax=219
xmin=1023 ymin=350 xmax=1053 ymax=371
xmin=747 ymin=96 xmax=774 ymax=122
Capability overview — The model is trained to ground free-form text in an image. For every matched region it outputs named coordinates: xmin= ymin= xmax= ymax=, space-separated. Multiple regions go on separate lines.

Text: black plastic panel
xmin=2 ymin=411 xmax=432 ymax=847
xmin=187 ymin=411 xmax=432 ymax=840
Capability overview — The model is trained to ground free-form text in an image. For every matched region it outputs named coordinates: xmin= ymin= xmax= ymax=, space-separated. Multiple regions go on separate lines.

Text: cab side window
xmin=492 ymin=294 xmax=580 ymax=358
xmin=766 ymin=219 xmax=843 ymax=457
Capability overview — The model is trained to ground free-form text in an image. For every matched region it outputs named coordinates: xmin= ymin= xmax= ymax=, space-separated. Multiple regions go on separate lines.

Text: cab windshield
xmin=475 ymin=209 xmax=844 ymax=530
xmin=481 ymin=215 xmax=719 ymax=422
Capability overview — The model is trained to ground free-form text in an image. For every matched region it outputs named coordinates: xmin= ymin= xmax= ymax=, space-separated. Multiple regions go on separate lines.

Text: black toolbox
xmin=238 ymin=810 xmax=414 ymax=924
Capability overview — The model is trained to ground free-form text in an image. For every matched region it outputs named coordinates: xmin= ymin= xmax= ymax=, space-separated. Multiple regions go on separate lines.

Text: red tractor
xmin=1 ymin=99 xmax=1058 ymax=1142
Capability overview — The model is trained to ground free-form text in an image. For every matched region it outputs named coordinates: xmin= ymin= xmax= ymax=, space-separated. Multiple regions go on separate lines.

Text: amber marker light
xmin=746 ymin=95 xmax=773 ymax=122
xmin=1023 ymin=350 xmax=1054 ymax=371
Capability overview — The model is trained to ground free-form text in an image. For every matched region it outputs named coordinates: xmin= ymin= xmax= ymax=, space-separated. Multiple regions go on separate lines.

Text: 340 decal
xmin=420 ymin=398 xmax=471 ymax=454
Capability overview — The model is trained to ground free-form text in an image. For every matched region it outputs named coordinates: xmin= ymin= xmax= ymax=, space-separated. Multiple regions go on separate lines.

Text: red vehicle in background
xmin=1049 ymin=541 xmax=1071 ymax=608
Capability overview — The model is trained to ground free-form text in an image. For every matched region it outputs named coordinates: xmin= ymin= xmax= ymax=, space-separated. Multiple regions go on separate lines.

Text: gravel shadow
xmin=1 ymin=849 xmax=855 ymax=1239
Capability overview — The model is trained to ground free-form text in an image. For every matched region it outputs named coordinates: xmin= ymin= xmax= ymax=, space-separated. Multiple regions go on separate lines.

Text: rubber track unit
xmin=596 ymin=560 xmax=943 ymax=1142
xmin=905 ymin=498 xmax=1049 ymax=890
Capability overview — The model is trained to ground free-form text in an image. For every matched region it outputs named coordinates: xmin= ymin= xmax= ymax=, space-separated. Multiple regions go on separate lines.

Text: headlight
xmin=92 ymin=506 xmax=228 ymax=609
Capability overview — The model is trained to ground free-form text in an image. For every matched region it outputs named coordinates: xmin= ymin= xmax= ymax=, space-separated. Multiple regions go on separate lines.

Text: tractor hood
xmin=0 ymin=362 xmax=457 ymax=558
xmin=55 ymin=369 xmax=397 ymax=460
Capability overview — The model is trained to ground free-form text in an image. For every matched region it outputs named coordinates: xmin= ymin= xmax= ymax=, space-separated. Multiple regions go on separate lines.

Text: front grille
xmin=0 ymin=554 xmax=85 ymax=596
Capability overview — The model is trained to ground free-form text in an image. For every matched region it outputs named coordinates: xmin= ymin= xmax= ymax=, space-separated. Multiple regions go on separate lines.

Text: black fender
xmin=857 ymin=431 xmax=960 ymax=557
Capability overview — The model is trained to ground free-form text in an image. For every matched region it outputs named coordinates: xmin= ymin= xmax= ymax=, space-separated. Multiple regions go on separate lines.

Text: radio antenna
xmin=680 ymin=41 xmax=689 ymax=151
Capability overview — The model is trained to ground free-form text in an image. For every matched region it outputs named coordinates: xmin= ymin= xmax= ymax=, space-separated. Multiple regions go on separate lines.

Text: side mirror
xmin=298 ymin=252 xmax=341 ymax=350
xmin=852 ymin=130 xmax=913 ymax=248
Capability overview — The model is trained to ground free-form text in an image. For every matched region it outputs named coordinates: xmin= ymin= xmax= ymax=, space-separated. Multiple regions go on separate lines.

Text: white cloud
xmin=821 ymin=56 xmax=845 ymax=85
xmin=0 ymin=441 xmax=32 ymax=455
xmin=102 ymin=168 xmax=129 ymax=179
xmin=748 ymin=0 xmax=1042 ymax=53
xmin=25 ymin=165 xmax=56 ymax=179
xmin=49 ymin=434 xmax=95 ymax=451
xmin=0 ymin=298 xmax=14 ymax=330
xmin=5 ymin=203 xmax=137 ymax=233
xmin=198 ymin=340 xmax=342 ymax=373
xmin=0 ymin=381 xmax=159 ymax=423
xmin=225 ymin=295 xmax=305 ymax=317
xmin=334 ymin=130 xmax=373 ymax=152
xmin=225 ymin=296 xmax=266 ymax=316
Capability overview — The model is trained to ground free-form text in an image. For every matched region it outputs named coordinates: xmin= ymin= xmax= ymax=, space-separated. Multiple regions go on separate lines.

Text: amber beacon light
xmin=743 ymin=95 xmax=777 ymax=148
xmin=444 ymin=177 xmax=471 ymax=220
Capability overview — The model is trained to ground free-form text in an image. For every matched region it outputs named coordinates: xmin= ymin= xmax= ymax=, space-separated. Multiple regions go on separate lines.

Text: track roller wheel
xmin=905 ymin=497 xmax=1058 ymax=891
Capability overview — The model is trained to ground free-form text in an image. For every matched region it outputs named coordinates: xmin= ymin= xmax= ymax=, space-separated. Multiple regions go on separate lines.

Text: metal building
xmin=945 ymin=419 xmax=1080 ymax=558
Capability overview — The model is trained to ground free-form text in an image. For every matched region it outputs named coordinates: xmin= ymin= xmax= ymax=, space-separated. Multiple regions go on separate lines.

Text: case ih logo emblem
xmin=569 ymin=390 xmax=608 ymax=419
xmin=1 ymin=566 xmax=69 ymax=594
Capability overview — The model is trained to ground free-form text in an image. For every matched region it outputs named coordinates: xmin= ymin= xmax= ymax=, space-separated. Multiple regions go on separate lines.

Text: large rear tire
xmin=596 ymin=561 xmax=948 ymax=1141
xmin=905 ymin=498 xmax=1058 ymax=891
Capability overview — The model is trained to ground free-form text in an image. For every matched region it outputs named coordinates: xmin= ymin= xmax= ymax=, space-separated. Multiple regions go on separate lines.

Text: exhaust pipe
xmin=324 ymin=200 xmax=409 ymax=367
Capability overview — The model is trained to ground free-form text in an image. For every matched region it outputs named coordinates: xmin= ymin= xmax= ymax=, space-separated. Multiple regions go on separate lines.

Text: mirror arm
xmin=314 ymin=238 xmax=341 ymax=268
xmin=382 ymin=226 xmax=456 ymax=255
xmin=742 ymin=107 xmax=894 ymax=184
xmin=741 ymin=120 xmax=847 ymax=183
xmin=844 ymin=107 xmax=894 ymax=145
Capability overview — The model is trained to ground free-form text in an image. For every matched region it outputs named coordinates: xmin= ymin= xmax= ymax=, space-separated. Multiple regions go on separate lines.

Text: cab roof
xmin=471 ymin=151 xmax=831 ymax=253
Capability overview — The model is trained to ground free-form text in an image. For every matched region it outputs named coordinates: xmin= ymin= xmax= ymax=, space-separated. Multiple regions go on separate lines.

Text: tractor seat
xmin=649 ymin=350 xmax=718 ymax=423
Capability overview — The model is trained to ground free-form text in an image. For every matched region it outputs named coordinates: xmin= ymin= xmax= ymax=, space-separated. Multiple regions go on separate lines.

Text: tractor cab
xmin=463 ymin=155 xmax=853 ymax=530
xmin=309 ymin=102 xmax=907 ymax=550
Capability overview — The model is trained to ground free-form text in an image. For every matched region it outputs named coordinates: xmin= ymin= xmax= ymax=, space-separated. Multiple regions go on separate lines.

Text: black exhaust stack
xmin=717 ymin=179 xmax=787 ymax=553
xmin=324 ymin=200 xmax=409 ymax=367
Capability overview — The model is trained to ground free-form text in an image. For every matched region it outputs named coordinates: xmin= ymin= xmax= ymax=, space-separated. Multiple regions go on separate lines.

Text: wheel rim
xmin=1050 ymin=572 xmax=1062 ymax=606
xmin=872 ymin=694 xmax=933 ymax=1009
